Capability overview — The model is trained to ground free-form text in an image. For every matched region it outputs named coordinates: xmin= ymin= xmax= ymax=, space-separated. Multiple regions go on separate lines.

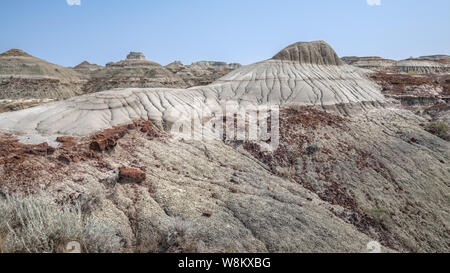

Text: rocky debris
xmin=118 ymin=167 xmax=146 ymax=183
xmin=89 ymin=126 xmax=128 ymax=152
xmin=272 ymin=40 xmax=344 ymax=65
xmin=0 ymin=137 xmax=55 ymax=164
xmin=89 ymin=119 xmax=163 ymax=152
xmin=57 ymin=154 xmax=79 ymax=164
xmin=0 ymin=118 xmax=163 ymax=191
xmin=202 ymin=211 xmax=213 ymax=217
xmin=56 ymin=136 xmax=76 ymax=144
xmin=370 ymin=72 xmax=449 ymax=114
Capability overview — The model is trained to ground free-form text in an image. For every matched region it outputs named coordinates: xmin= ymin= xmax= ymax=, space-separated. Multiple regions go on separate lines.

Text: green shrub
xmin=427 ymin=121 xmax=448 ymax=139
xmin=366 ymin=208 xmax=388 ymax=225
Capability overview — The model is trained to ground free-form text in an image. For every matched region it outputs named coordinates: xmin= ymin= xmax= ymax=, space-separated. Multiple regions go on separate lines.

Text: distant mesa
xmin=418 ymin=55 xmax=450 ymax=64
xmin=272 ymin=40 xmax=344 ymax=66
xmin=105 ymin=51 xmax=161 ymax=68
xmin=341 ymin=56 xmax=394 ymax=65
xmin=126 ymin=52 xmax=146 ymax=60
xmin=342 ymin=55 xmax=449 ymax=74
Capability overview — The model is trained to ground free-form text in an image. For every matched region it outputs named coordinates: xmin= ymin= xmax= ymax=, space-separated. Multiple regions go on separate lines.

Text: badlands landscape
xmin=0 ymin=41 xmax=448 ymax=253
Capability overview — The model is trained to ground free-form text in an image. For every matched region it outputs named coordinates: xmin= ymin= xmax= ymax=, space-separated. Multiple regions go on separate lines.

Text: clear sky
xmin=1 ymin=0 xmax=449 ymax=67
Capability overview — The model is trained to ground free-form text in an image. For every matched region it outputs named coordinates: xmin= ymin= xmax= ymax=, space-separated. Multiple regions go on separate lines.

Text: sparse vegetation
xmin=161 ymin=217 xmax=201 ymax=253
xmin=426 ymin=121 xmax=448 ymax=140
xmin=0 ymin=193 xmax=123 ymax=253
xmin=136 ymin=216 xmax=202 ymax=253
xmin=366 ymin=208 xmax=388 ymax=225
xmin=278 ymin=166 xmax=297 ymax=179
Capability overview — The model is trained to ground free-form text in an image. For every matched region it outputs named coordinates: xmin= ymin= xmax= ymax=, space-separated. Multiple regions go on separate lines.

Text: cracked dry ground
xmin=0 ymin=107 xmax=449 ymax=253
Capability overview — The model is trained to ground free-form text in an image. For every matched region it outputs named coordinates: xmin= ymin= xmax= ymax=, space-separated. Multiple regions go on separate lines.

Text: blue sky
xmin=1 ymin=0 xmax=449 ymax=66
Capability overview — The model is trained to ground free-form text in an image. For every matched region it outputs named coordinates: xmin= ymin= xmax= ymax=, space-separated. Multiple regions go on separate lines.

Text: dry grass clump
xmin=136 ymin=216 xmax=203 ymax=253
xmin=0 ymin=193 xmax=123 ymax=253
xmin=426 ymin=121 xmax=449 ymax=140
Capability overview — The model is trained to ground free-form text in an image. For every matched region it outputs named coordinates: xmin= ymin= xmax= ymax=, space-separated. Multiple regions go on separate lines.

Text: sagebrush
xmin=0 ymin=193 xmax=123 ymax=253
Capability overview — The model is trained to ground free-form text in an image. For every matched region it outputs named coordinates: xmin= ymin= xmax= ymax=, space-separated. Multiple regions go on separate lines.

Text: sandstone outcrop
xmin=343 ymin=56 xmax=449 ymax=74
xmin=418 ymin=55 xmax=450 ymax=64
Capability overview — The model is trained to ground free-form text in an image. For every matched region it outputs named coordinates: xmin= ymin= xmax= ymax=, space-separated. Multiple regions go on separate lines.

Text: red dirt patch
xmin=0 ymin=119 xmax=163 ymax=192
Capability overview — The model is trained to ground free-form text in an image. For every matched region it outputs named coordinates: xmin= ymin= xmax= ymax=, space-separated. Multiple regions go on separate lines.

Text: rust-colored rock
xmin=57 ymin=154 xmax=72 ymax=164
xmin=56 ymin=136 xmax=75 ymax=143
xmin=119 ymin=167 xmax=146 ymax=183
xmin=202 ymin=211 xmax=213 ymax=217
xmin=89 ymin=125 xmax=128 ymax=152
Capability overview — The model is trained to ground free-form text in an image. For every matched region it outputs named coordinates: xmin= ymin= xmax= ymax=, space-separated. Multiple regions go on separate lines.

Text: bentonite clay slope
xmin=0 ymin=49 xmax=85 ymax=99
xmin=0 ymin=105 xmax=448 ymax=253
xmin=0 ymin=42 xmax=384 ymax=136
